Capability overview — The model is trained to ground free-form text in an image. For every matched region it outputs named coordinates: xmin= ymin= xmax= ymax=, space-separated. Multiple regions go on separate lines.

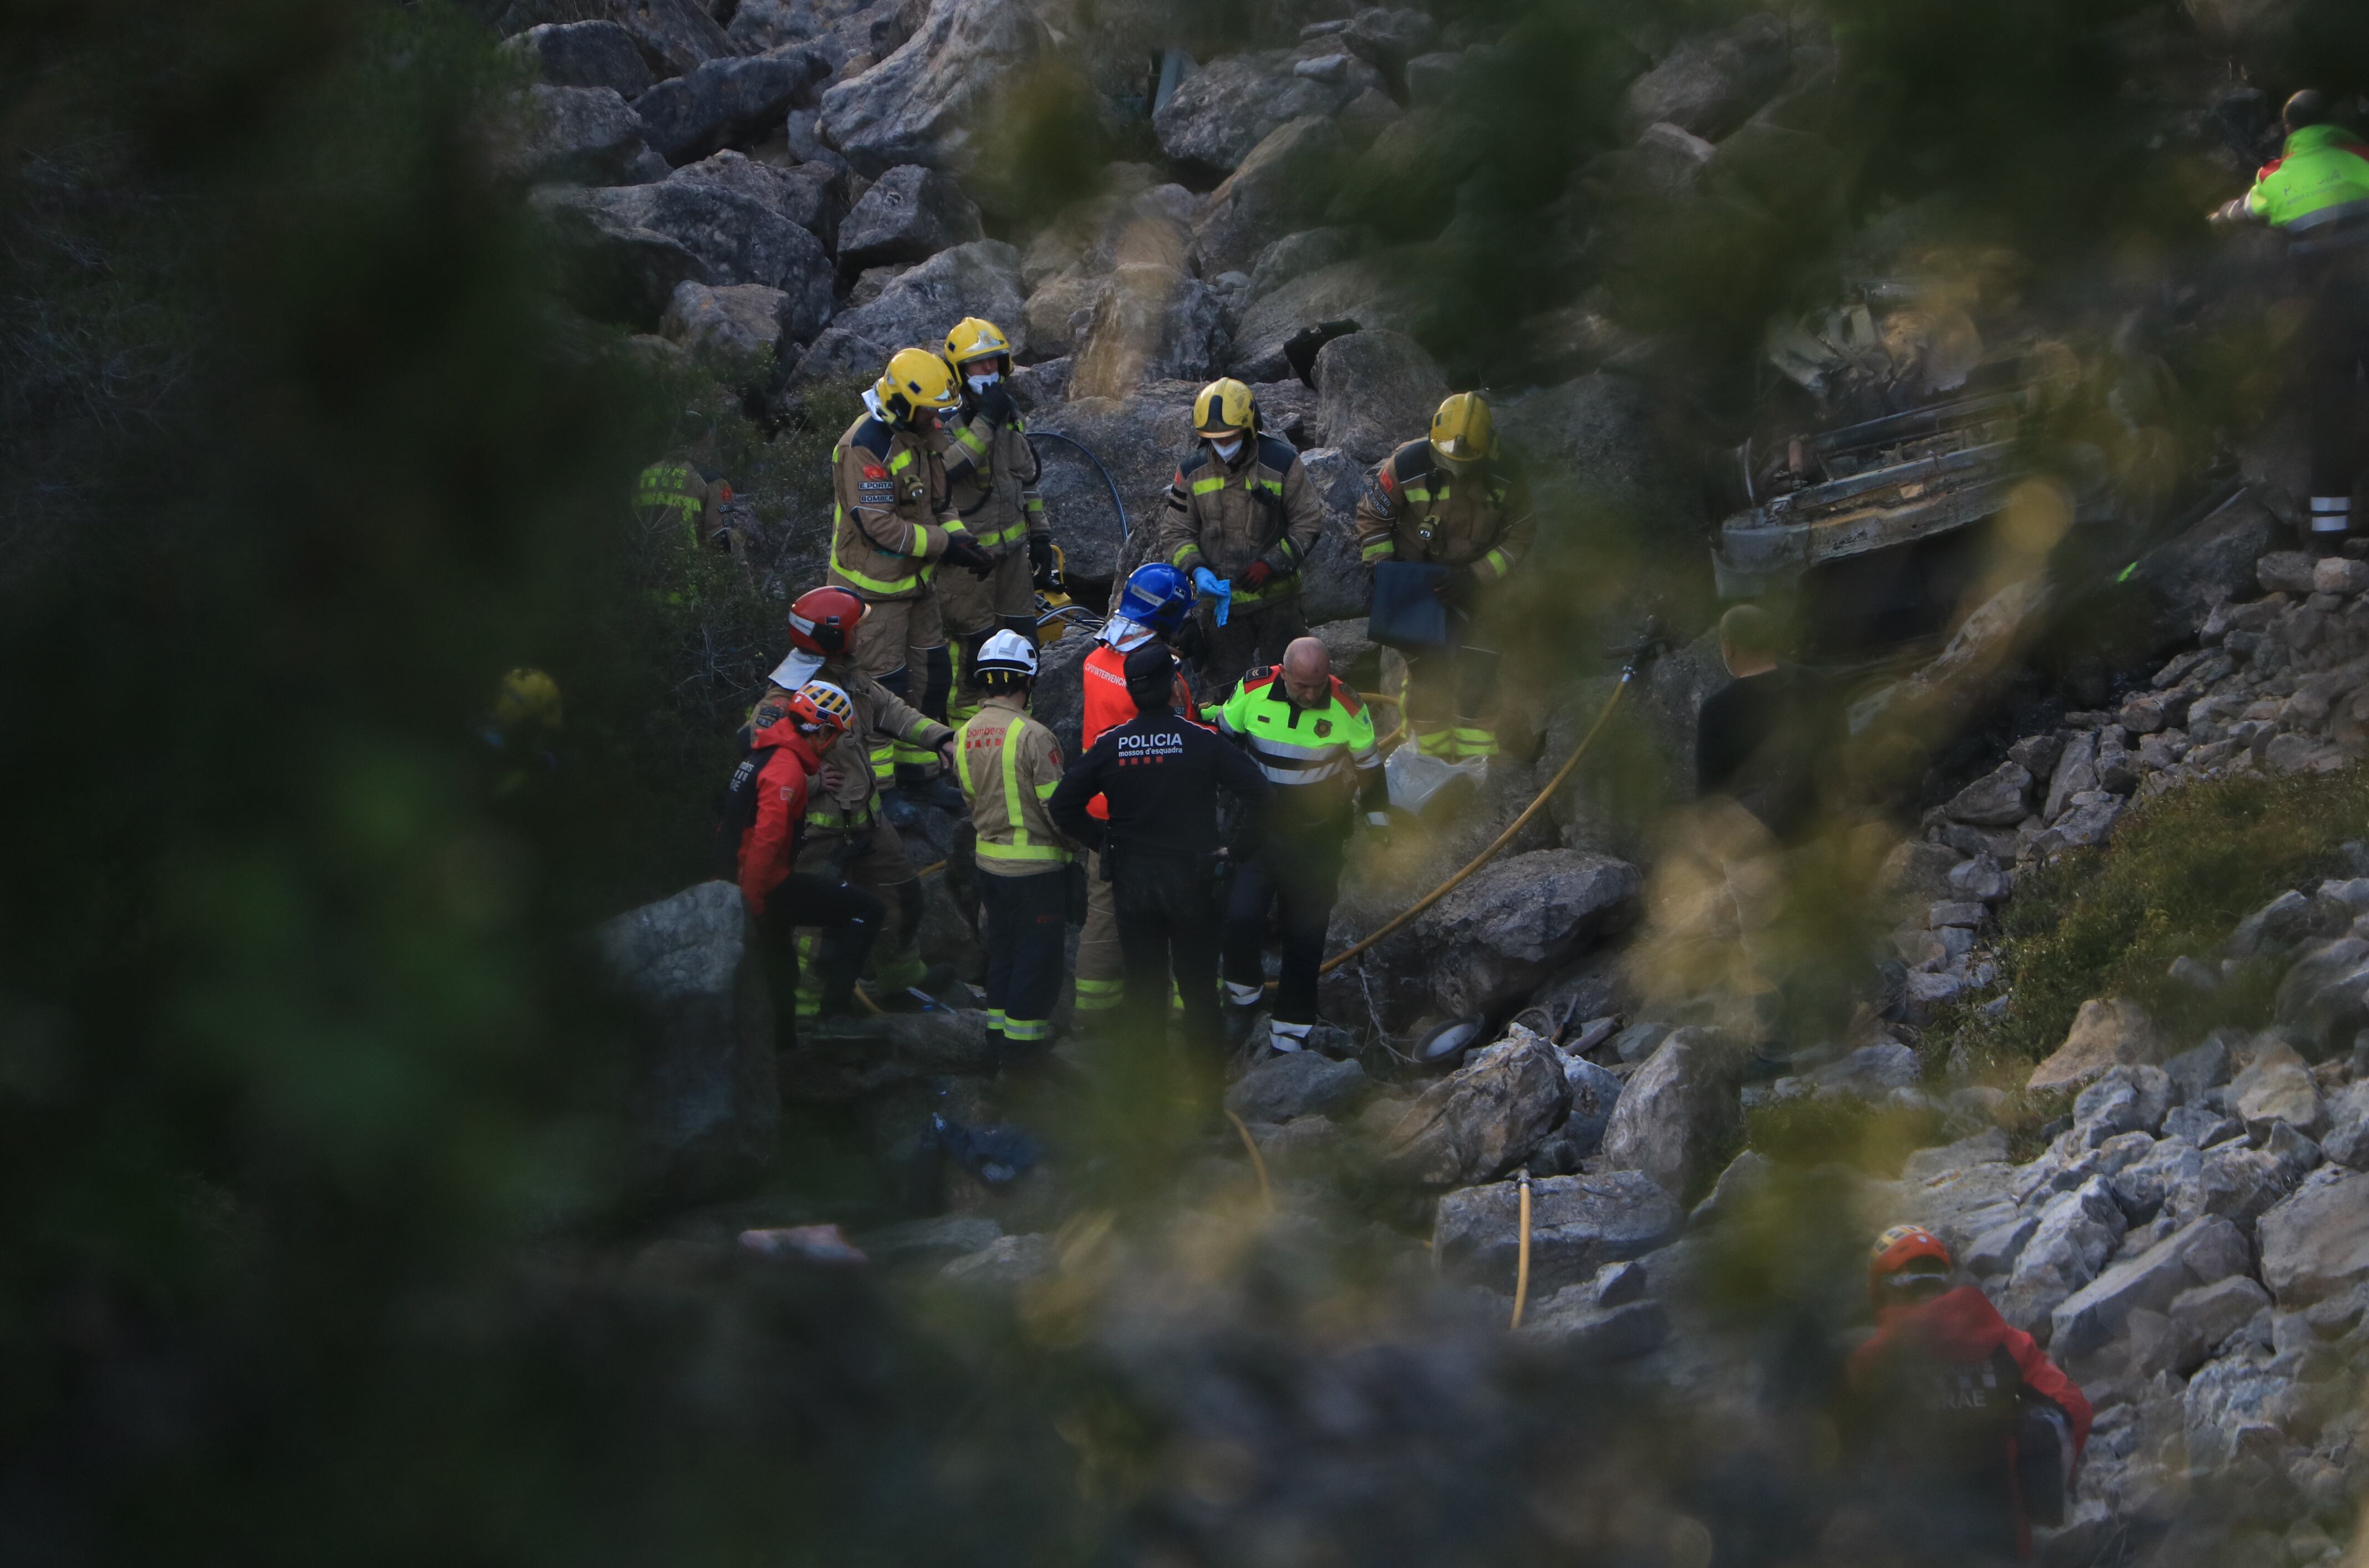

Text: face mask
xmin=1210 ymin=436 xmax=1244 ymax=463
xmin=967 ymin=371 xmax=1000 ymax=393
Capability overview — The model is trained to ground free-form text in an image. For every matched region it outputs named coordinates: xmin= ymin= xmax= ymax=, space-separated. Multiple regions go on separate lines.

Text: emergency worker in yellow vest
xmin=1353 ymin=391 xmax=1533 ymax=762
xmin=2213 ymin=90 xmax=2369 ymax=552
xmin=1156 ymin=378 xmax=1326 ymax=693
xmin=636 ymin=408 xmax=732 ymax=551
xmin=830 ymin=348 xmax=998 ymax=802
xmin=934 ymin=318 xmax=1058 ymax=724
xmin=952 ymin=630 xmax=1081 ymax=1068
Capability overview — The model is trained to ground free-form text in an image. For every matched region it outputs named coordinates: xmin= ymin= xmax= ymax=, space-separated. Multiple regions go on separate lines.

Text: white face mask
xmin=967 ymin=371 xmax=1000 ymax=393
xmin=1211 ymin=436 xmax=1244 ymax=463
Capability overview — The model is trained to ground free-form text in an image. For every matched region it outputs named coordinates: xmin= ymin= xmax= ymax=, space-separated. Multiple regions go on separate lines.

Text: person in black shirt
xmin=1050 ymin=642 xmax=1270 ymax=1059
xmin=1695 ymin=604 xmax=1831 ymax=840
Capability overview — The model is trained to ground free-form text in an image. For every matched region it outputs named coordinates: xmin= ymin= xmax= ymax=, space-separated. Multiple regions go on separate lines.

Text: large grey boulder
xmin=2259 ymin=1167 xmax=2369 ymax=1308
xmin=1616 ymin=14 xmax=1795 ymax=144
xmin=2072 ymin=1066 xmax=2172 ymax=1147
xmin=1433 ymin=1169 xmax=1681 ymax=1294
xmin=1381 ymin=1032 xmax=1570 ymax=1187
xmin=2183 ymin=1347 xmax=2303 ymax=1471
xmin=505 ymin=22 xmax=657 ymax=98
xmin=789 ymin=240 xmax=1024 ymax=390
xmin=608 ymin=0 xmax=740 ymax=80
xmin=1153 ymin=50 xmax=1380 ymax=176
xmin=1026 ymin=379 xmax=1198 ymax=583
xmin=818 ymin=0 xmax=1059 ymax=179
xmin=592 ymin=881 xmax=779 ymax=1200
xmin=537 ymin=163 xmax=836 ymax=332
xmin=2048 ymin=1216 xmax=2251 ymax=1358
xmin=1291 ymin=445 xmax=1379 ymax=625
xmin=2026 ymin=997 xmax=2165 ymax=1094
xmin=1309 ymin=329 xmax=1445 ymax=466
xmin=1225 ymin=1051 xmax=1369 ymax=1124
xmin=2230 ymin=1040 xmax=2326 ymax=1136
xmin=660 ymin=280 xmax=790 ymax=364
xmin=2271 ymin=938 xmax=2369 ymax=1057
xmin=1342 ymin=7 xmax=1440 ymax=77
xmin=1226 ymin=253 xmax=1425 ymax=384
xmin=1599 ymin=1027 xmax=1745 ymax=1202
xmin=634 ymin=49 xmax=827 ymax=165
xmin=1247 ymin=226 xmax=1366 ymax=305
xmin=836 ymin=164 xmax=984 ymax=269
xmin=665 ymin=150 xmax=847 ymax=249
xmin=1492 ymin=372 xmax=1683 ymax=524
xmin=1191 ymin=116 xmax=1351 ymax=281
xmin=2003 ymin=1178 xmax=2128 ymax=1331
xmin=1398 ymin=851 xmax=1641 ymax=1020
xmin=1944 ymin=762 xmax=2032 ymax=828
xmin=1069 ymin=266 xmax=1229 ymax=400
xmin=495 ymin=84 xmax=667 ymax=187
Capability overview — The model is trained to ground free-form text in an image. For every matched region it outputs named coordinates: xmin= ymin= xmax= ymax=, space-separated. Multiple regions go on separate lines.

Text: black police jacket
xmin=1049 ymin=702 xmax=1270 ymax=864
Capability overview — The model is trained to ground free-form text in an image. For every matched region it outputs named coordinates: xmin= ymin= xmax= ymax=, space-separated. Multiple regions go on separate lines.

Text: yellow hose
xmin=1511 ymin=1168 xmax=1534 ymax=1330
xmin=1224 ymin=1109 xmax=1274 ymax=1213
xmin=1319 ymin=668 xmax=1633 ymax=977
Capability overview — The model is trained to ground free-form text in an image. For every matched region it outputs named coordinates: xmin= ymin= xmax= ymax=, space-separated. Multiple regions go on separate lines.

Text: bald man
xmin=1213 ymin=637 xmax=1386 ymax=1051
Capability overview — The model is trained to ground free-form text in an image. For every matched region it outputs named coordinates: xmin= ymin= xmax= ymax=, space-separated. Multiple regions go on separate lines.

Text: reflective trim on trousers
xmin=1073 ymin=978 xmax=1125 ymax=1012
xmin=1453 ymin=726 xmax=1498 ymax=758
xmin=2311 ymin=497 xmax=2353 ymax=533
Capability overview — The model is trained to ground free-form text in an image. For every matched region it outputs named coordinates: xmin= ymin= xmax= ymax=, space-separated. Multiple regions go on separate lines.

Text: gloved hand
xmin=972 ymin=381 xmax=1019 ymax=426
xmin=943 ymin=534 xmax=998 ymax=578
xmin=2207 ymin=197 xmax=2251 ymax=228
xmin=1192 ymin=566 xmax=1225 ymax=598
xmin=1237 ymin=559 xmax=1275 ymax=594
xmin=1029 ymin=534 xmax=1061 ymax=592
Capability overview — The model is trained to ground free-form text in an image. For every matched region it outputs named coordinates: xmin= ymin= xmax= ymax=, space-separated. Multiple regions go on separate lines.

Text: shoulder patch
xmin=850 ymin=418 xmax=893 ymax=460
xmin=1332 ymin=677 xmax=1364 ymax=716
xmin=1241 ymin=666 xmax=1278 ymax=692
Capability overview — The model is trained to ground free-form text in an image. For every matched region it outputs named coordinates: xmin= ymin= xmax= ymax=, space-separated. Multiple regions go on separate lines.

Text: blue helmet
xmin=1115 ymin=562 xmax=1193 ymax=633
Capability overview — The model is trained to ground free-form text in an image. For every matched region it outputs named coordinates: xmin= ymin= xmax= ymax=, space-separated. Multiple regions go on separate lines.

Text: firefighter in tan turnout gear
xmin=750 ymin=586 xmax=957 ymax=1022
xmin=1156 ymin=378 xmax=1327 ymax=693
xmin=830 ymin=347 xmax=998 ymax=804
xmin=934 ymin=318 xmax=1058 ymax=725
xmin=952 ymin=629 xmax=1081 ymax=1068
xmin=1354 ymin=391 xmax=1533 ymax=763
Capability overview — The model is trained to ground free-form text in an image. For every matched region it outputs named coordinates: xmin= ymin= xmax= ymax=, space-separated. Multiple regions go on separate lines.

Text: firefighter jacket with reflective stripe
xmin=1353 ymin=442 xmax=1533 ymax=586
xmin=955 ymin=696 xmax=1077 ymax=874
xmin=637 ymin=458 xmax=726 ymax=542
xmin=748 ymin=660 xmax=950 ymax=831
xmin=719 ymin=716 xmax=826 ymax=915
xmin=1215 ymin=669 xmax=1384 ymax=831
xmin=830 ymin=411 xmax=968 ymax=600
xmin=935 ymin=399 xmax=1045 ymax=553
xmin=1156 ymin=435 xmax=1324 ymax=608
xmin=2246 ymin=124 xmax=2369 ymax=248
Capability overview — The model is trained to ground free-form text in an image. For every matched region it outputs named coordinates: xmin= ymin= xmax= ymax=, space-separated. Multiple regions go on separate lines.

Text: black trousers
xmin=978 ymin=868 xmax=1067 ymax=1051
xmin=757 ymin=873 xmax=883 ymax=1047
xmin=1110 ymin=848 xmax=1223 ymax=1054
xmin=2306 ymin=252 xmax=2369 ymax=544
xmin=1222 ymin=832 xmax=1344 ymax=1025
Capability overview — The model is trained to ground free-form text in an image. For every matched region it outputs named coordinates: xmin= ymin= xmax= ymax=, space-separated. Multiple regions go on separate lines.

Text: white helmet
xmin=974 ymin=629 xmax=1039 ymax=681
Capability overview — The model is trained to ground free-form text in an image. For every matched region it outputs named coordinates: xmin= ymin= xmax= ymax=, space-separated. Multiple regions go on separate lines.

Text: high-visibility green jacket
xmin=1214 ymin=667 xmax=1385 ymax=831
xmin=2245 ymin=124 xmax=2369 ymax=247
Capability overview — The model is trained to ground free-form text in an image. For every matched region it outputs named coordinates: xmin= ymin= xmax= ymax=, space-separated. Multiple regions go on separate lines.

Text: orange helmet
xmin=787 ymin=680 xmax=855 ymax=739
xmin=1868 ymin=1224 xmax=1953 ymax=1304
xmin=788 ymin=586 xmax=866 ymax=656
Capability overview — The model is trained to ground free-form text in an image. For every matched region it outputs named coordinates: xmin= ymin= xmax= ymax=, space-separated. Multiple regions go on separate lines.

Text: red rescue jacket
xmin=1847 ymin=1286 xmax=2093 ymax=1561
xmin=725 ymin=717 xmax=827 ymax=916
xmin=1080 ymin=642 xmax=1202 ymax=822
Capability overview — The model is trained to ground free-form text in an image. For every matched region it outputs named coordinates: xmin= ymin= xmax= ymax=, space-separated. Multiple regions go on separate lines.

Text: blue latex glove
xmin=1191 ymin=566 xmax=1231 ymax=627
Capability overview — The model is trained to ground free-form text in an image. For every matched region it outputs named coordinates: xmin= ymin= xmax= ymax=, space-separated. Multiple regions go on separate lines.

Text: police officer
xmin=1050 ymin=643 xmax=1270 ymax=1058
xmin=831 ymin=347 xmax=998 ymax=801
xmin=952 ymin=630 xmax=1080 ymax=1069
xmin=751 ymin=587 xmax=957 ymax=1021
xmin=1156 ymin=378 xmax=1326 ymax=693
xmin=1215 ymin=638 xmax=1385 ymax=1052
xmin=2213 ymin=90 xmax=2369 ymax=553
xmin=1353 ymin=391 xmax=1533 ymax=763
xmin=720 ymin=679 xmax=884 ymax=1043
xmin=936 ymin=318 xmax=1058 ymax=725
xmin=1071 ymin=563 xmax=1201 ymax=1023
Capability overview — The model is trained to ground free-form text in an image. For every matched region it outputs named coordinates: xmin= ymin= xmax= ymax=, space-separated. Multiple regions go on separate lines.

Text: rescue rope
xmin=1224 ymin=1108 xmax=1275 ymax=1213
xmin=1317 ymin=666 xmax=1634 ymax=977
xmin=1511 ymin=1167 xmax=1534 ymax=1330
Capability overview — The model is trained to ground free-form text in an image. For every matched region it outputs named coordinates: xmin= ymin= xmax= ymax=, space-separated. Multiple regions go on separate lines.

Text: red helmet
xmin=788 ymin=587 xmax=866 ymax=656
xmin=1868 ymin=1224 xmax=1953 ymax=1305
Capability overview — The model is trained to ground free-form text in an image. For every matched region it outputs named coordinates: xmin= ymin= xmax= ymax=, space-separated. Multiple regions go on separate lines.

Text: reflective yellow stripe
xmin=830 ymin=536 xmax=921 ymax=595
xmin=979 ymin=711 xmax=1065 ymax=863
xmin=1002 ymin=1017 xmax=1051 ymax=1041
xmin=1361 ymin=539 xmax=1396 ymax=561
xmin=1230 ymin=574 xmax=1297 ymax=607
xmin=909 ymin=525 xmax=937 ymax=559
xmin=1190 ymin=476 xmax=1227 ymax=495
xmin=889 ymin=449 xmax=916 ymax=474
xmin=1402 ymin=487 xmax=1432 ymax=503
xmin=956 ymin=425 xmax=990 ymax=458
xmin=1483 ymin=547 xmax=1513 ymax=577
xmin=1074 ymin=979 xmax=1123 ymax=1011
xmin=1033 ymin=778 xmax=1060 ymax=800
xmin=1169 ymin=544 xmax=1199 ymax=568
